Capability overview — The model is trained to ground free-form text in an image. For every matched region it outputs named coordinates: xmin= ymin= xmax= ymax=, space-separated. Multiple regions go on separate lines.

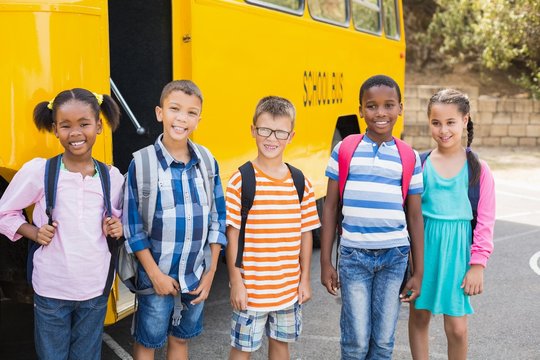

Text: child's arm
xmin=320 ymin=178 xmax=340 ymax=296
xmin=123 ymin=161 xmax=177 ymax=295
xmin=401 ymin=193 xmax=424 ymax=302
xmin=298 ymin=230 xmax=313 ymax=304
xmin=298 ymin=177 xmax=319 ymax=303
xmin=17 ymin=222 xmax=56 ymax=246
xmin=0 ymin=159 xmax=54 ymax=245
xmin=462 ymin=160 xmax=496 ymax=296
xmin=226 ymin=225 xmax=248 ymax=311
xmin=189 ymin=243 xmax=221 ymax=305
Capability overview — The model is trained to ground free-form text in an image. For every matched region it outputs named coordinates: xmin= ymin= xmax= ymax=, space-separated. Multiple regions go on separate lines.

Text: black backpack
xmin=234 ymin=161 xmax=305 ymax=268
xmin=26 ymin=155 xmax=120 ymax=296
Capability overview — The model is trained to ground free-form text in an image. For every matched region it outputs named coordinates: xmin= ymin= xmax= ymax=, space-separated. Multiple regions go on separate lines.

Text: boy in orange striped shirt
xmin=225 ymin=96 xmax=320 ymax=359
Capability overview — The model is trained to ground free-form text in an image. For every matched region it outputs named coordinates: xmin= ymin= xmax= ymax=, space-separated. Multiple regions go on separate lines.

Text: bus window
xmin=308 ymin=0 xmax=348 ymax=26
xmin=382 ymin=0 xmax=400 ymax=39
xmin=247 ymin=0 xmax=304 ymax=13
xmin=351 ymin=0 xmax=381 ymax=34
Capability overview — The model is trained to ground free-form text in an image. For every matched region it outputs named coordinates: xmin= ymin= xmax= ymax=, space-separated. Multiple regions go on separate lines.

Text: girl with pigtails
xmin=0 ymin=88 xmax=124 ymax=360
xmin=408 ymin=89 xmax=496 ymax=360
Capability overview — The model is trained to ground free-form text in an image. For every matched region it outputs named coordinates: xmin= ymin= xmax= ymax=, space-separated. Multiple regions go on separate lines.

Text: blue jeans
xmin=33 ymin=293 xmax=109 ymax=360
xmin=339 ymin=245 xmax=409 ymax=360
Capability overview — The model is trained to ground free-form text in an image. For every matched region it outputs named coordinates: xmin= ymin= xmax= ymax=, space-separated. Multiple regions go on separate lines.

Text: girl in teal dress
xmin=408 ymin=89 xmax=496 ymax=360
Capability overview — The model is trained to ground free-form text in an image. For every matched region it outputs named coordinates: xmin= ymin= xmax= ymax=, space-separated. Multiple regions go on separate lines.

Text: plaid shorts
xmin=230 ymin=302 xmax=302 ymax=352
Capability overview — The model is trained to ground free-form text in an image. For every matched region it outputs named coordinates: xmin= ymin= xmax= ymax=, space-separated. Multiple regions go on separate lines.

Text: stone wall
xmin=402 ymin=85 xmax=540 ymax=149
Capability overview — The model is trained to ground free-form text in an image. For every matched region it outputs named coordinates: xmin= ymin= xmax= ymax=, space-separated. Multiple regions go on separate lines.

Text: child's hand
xmin=150 ymin=272 xmax=180 ymax=296
xmin=103 ymin=217 xmax=123 ymax=239
xmin=35 ymin=222 xmax=57 ymax=246
xmin=230 ymin=281 xmax=248 ymax=311
xmin=400 ymin=274 xmax=422 ymax=302
xmin=298 ymin=281 xmax=312 ymax=305
xmin=321 ymin=263 xmax=340 ymax=295
xmin=461 ymin=264 xmax=484 ymax=296
xmin=188 ymin=270 xmax=215 ymax=305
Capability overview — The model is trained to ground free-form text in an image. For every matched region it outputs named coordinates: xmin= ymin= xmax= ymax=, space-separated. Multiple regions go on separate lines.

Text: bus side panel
xmin=183 ymin=0 xmax=405 ymax=197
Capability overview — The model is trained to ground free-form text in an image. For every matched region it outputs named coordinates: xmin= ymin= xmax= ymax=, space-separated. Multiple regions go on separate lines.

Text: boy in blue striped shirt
xmin=320 ymin=75 xmax=424 ymax=360
xmin=123 ymin=80 xmax=227 ymax=359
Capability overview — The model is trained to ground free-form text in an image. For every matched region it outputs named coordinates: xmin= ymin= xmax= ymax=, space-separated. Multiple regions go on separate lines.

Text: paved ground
xmin=2 ymin=146 xmax=539 ymax=359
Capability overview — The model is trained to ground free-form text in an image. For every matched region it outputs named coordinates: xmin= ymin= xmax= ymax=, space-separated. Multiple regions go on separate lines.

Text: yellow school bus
xmin=1 ymin=0 xmax=405 ymax=324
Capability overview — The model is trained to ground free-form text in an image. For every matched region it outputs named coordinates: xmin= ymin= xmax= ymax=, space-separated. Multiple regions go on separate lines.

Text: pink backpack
xmin=338 ymin=134 xmax=416 ymax=205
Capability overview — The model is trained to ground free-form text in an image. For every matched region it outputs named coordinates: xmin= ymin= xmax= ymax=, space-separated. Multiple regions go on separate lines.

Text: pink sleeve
xmin=470 ymin=160 xmax=495 ymax=267
xmin=0 ymin=158 xmax=46 ymax=241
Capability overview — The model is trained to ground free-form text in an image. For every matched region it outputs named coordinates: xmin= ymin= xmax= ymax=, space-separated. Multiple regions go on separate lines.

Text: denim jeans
xmin=33 ymin=293 xmax=109 ymax=360
xmin=339 ymin=245 xmax=409 ymax=360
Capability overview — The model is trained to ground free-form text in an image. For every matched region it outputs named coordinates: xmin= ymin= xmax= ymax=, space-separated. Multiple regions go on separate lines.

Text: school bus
xmin=0 ymin=0 xmax=405 ymax=324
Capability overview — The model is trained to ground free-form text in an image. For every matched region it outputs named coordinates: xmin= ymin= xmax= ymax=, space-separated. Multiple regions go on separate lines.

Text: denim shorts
xmin=230 ymin=302 xmax=302 ymax=352
xmin=33 ymin=293 xmax=108 ymax=360
xmin=133 ymin=269 xmax=205 ymax=351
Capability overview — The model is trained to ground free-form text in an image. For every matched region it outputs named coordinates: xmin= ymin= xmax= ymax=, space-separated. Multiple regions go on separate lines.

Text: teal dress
xmin=415 ymin=158 xmax=474 ymax=316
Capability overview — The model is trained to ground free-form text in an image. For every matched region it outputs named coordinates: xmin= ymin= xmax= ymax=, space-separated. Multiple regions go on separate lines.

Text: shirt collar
xmin=154 ymin=134 xmax=200 ymax=170
xmin=363 ymin=132 xmax=396 ymax=147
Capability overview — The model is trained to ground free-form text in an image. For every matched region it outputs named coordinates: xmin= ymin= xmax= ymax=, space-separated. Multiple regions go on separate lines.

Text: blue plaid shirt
xmin=124 ymin=136 xmax=227 ymax=292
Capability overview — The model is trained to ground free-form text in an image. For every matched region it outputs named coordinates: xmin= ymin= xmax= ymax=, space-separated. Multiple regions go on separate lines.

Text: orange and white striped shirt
xmin=226 ymin=163 xmax=320 ymax=311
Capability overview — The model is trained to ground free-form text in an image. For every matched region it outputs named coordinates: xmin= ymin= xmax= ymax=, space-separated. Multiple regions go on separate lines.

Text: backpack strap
xmin=44 ymin=155 xmax=62 ymax=225
xmin=93 ymin=159 xmax=118 ymax=295
xmin=236 ymin=161 xmax=256 ymax=268
xmin=394 ymin=138 xmax=416 ymax=205
xmin=338 ymin=134 xmax=363 ymax=200
xmin=28 ymin=155 xmax=62 ymax=284
xmin=191 ymin=141 xmax=216 ymax=202
xmin=133 ymin=145 xmax=158 ymax=236
xmin=191 ymin=141 xmax=217 ymax=269
xmin=285 ymin=163 xmax=305 ymax=204
xmin=420 ymin=150 xmax=432 ymax=166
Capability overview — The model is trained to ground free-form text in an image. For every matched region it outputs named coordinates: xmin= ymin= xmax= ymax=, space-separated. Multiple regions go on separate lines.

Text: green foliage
xmin=406 ymin=0 xmax=540 ymax=97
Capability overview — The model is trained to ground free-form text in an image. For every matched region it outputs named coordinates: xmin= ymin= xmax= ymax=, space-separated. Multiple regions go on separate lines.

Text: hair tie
xmin=465 ymin=147 xmax=472 ymax=153
xmin=93 ymin=92 xmax=103 ymax=105
xmin=47 ymin=97 xmax=56 ymax=110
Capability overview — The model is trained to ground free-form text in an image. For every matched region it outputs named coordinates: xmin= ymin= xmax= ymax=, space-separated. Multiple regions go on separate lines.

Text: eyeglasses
xmin=255 ymin=127 xmax=291 ymax=140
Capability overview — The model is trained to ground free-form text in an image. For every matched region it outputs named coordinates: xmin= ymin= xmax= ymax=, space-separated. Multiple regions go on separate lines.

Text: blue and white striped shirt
xmin=124 ymin=136 xmax=227 ymax=292
xmin=326 ymin=134 xmax=423 ymax=249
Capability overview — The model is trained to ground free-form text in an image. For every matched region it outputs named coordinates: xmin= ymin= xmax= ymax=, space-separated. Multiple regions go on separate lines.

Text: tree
xmin=404 ymin=0 xmax=540 ymax=97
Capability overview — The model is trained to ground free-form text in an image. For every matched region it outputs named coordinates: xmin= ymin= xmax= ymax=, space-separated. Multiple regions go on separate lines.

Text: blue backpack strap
xmin=27 ymin=155 xmax=62 ymax=285
xmin=94 ymin=159 xmax=117 ymax=296
xmin=236 ymin=161 xmax=256 ymax=268
xmin=420 ymin=150 xmax=432 ymax=166
xmin=285 ymin=163 xmax=305 ymax=204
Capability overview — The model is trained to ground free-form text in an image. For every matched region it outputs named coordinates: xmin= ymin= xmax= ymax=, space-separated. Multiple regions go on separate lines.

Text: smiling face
xmin=429 ymin=103 xmax=468 ymax=150
xmin=251 ymin=112 xmax=295 ymax=161
xmin=359 ymin=85 xmax=402 ymax=144
xmin=53 ymin=100 xmax=102 ymax=160
xmin=156 ymin=90 xmax=202 ymax=146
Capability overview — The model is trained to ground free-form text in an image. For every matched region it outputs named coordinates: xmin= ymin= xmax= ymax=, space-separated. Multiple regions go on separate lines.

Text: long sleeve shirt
xmin=123 ymin=137 xmax=227 ymax=293
xmin=0 ymin=158 xmax=124 ymax=300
